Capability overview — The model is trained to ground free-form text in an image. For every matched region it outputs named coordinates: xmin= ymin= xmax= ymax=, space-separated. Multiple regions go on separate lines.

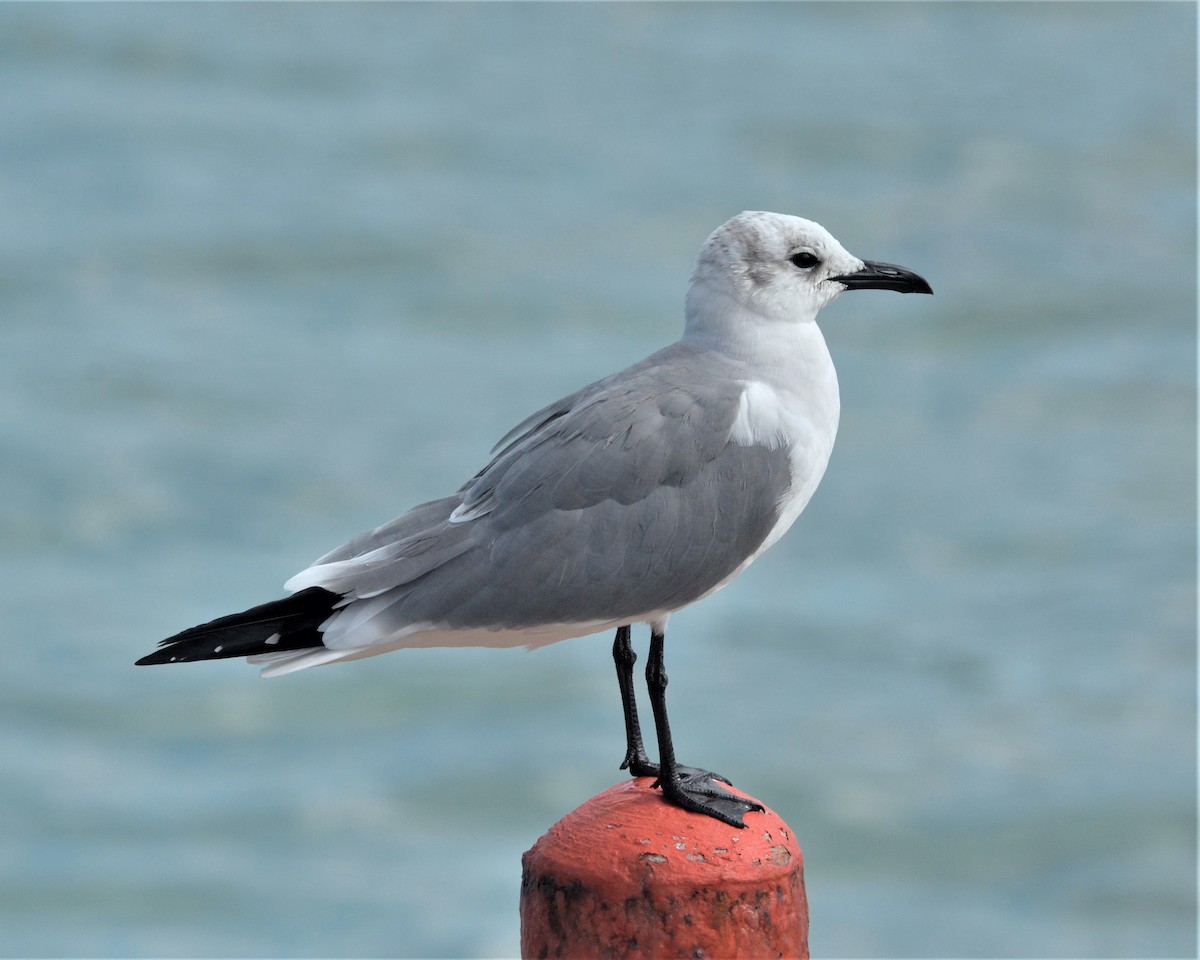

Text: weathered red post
xmin=520 ymin=778 xmax=808 ymax=959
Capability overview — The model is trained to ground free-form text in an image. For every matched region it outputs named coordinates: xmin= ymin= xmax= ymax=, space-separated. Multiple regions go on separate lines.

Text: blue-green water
xmin=1 ymin=4 xmax=1194 ymax=957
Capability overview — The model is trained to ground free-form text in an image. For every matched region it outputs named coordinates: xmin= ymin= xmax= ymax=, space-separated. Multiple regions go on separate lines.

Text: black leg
xmin=645 ymin=628 xmax=764 ymax=828
xmin=613 ymin=626 xmax=657 ymax=777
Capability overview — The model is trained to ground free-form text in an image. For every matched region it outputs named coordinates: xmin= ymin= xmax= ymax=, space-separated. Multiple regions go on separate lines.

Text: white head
xmin=683 ymin=211 xmax=931 ymax=347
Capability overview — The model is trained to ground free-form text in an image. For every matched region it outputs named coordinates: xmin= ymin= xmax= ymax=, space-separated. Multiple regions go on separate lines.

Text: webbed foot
xmin=657 ymin=766 xmax=763 ymax=827
xmin=622 ymin=753 xmax=732 ymax=786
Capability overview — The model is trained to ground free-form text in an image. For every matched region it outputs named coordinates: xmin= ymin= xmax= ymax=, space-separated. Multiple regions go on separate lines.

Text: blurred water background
xmin=0 ymin=4 xmax=1194 ymax=957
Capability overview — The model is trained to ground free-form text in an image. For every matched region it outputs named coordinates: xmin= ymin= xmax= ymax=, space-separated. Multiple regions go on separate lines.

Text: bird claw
xmin=620 ymin=750 xmax=658 ymax=778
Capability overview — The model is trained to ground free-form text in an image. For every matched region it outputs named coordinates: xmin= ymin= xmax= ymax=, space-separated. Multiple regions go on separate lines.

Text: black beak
xmin=831 ymin=260 xmax=933 ymax=295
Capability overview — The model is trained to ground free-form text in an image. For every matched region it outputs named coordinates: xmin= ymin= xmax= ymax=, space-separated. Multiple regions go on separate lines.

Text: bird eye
xmin=789 ymin=251 xmax=820 ymax=269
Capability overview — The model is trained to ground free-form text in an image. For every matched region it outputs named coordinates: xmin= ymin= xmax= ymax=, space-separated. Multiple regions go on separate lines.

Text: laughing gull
xmin=138 ymin=211 xmax=932 ymax=826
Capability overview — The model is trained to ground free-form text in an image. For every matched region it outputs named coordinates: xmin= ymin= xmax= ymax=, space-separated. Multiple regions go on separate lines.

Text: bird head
xmin=685 ymin=211 xmax=931 ymax=338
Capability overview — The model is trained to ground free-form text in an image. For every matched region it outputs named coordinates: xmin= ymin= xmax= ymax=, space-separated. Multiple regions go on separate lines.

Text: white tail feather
xmin=251 ymin=647 xmax=354 ymax=678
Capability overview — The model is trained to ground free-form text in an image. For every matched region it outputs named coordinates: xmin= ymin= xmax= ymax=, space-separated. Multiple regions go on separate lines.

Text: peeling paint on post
xmin=520 ymin=779 xmax=808 ymax=959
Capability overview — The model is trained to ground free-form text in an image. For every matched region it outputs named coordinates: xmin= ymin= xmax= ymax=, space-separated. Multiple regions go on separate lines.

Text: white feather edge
xmin=247 ymin=612 xmax=676 ymax=678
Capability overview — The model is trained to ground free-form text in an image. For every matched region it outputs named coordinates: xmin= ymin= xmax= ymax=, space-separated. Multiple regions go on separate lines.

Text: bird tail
xmin=136 ymin=587 xmax=341 ymax=666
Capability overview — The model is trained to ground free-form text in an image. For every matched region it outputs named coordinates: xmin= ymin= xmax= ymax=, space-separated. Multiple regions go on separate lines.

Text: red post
xmin=520 ymin=778 xmax=808 ymax=959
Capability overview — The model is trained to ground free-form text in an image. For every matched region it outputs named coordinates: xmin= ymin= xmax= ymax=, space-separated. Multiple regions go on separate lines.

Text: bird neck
xmin=681 ymin=281 xmax=829 ymax=375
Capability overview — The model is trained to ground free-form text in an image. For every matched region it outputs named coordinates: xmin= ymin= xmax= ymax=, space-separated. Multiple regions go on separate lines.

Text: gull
xmin=138 ymin=211 xmax=932 ymax=826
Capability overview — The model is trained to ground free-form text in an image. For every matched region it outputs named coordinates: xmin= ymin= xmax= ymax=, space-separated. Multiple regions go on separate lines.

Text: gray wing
xmin=292 ymin=495 xmax=476 ymax=599
xmin=290 ymin=343 xmax=790 ymax=631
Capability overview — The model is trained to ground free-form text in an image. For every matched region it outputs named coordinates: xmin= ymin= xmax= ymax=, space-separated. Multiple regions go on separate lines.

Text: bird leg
xmin=612 ymin=626 xmax=720 ymax=783
xmin=612 ymin=626 xmax=657 ymax=777
xmin=644 ymin=629 xmax=763 ymax=828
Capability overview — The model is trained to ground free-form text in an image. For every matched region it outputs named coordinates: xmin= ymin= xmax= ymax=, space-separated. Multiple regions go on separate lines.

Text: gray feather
xmin=301 ymin=342 xmax=791 ymax=634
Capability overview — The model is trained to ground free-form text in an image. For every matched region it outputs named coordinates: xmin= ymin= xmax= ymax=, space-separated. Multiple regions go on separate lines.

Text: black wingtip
xmin=137 ymin=587 xmax=340 ymax=666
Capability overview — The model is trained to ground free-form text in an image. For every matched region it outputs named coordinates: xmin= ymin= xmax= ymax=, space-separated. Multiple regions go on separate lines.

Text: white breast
xmin=725 ymin=323 xmax=841 ymax=572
